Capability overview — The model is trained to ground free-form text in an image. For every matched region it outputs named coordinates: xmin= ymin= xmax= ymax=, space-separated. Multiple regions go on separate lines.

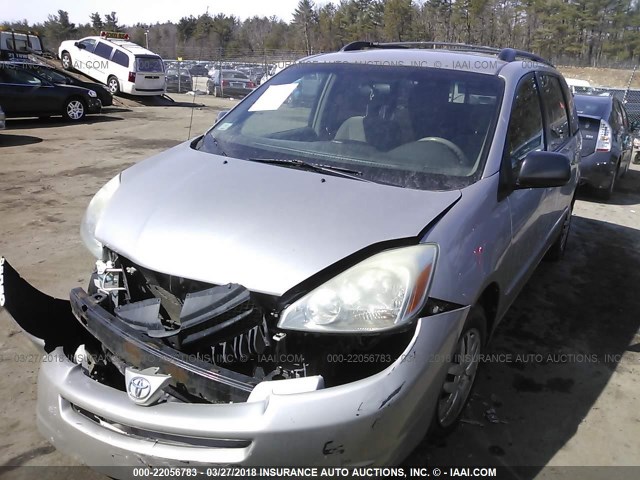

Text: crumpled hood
xmin=96 ymin=141 xmax=461 ymax=295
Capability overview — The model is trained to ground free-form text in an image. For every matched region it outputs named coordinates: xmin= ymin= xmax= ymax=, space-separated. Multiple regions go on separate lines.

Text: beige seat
xmin=334 ymin=89 xmax=401 ymax=150
xmin=334 ymin=116 xmax=367 ymax=143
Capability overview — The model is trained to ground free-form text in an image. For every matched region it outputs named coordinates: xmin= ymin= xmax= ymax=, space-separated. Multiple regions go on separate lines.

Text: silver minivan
xmin=1 ymin=42 xmax=579 ymax=474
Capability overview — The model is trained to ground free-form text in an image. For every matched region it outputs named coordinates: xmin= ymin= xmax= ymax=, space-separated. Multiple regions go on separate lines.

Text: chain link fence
xmin=162 ymin=49 xmax=310 ymax=95
xmin=163 ymin=48 xmax=640 ymax=124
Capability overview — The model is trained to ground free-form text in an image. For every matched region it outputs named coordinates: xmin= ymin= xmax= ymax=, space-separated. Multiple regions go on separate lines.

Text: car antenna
xmin=187 ymin=6 xmax=209 ymax=140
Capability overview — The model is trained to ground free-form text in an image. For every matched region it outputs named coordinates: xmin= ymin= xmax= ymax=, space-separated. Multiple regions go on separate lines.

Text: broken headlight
xmin=278 ymin=244 xmax=438 ymax=333
xmin=80 ymin=174 xmax=121 ymax=258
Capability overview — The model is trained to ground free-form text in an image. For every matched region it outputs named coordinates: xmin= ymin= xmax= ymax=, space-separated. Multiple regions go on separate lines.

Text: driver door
xmin=500 ymin=73 xmax=553 ymax=305
xmin=74 ymin=38 xmax=97 ymax=74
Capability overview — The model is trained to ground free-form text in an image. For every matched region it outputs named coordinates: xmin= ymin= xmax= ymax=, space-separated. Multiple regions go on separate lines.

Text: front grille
xmin=115 ymin=255 xmax=269 ymax=364
xmin=70 ymin=401 xmax=252 ymax=449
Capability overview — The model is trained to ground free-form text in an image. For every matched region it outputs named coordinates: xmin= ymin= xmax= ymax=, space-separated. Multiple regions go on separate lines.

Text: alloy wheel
xmin=437 ymin=327 xmax=482 ymax=427
xmin=66 ymin=100 xmax=84 ymax=120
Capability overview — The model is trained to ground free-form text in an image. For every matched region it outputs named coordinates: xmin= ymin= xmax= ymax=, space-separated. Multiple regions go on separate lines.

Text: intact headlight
xmin=88 ymin=89 xmax=97 ymax=98
xmin=278 ymin=244 xmax=438 ymax=333
xmin=80 ymin=174 xmax=121 ymax=258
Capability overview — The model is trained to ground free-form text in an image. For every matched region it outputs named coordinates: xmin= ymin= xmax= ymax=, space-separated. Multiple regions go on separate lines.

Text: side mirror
xmin=75 ymin=42 xmax=85 ymax=49
xmin=516 ymin=151 xmax=571 ymax=189
xmin=216 ymin=110 xmax=229 ymax=123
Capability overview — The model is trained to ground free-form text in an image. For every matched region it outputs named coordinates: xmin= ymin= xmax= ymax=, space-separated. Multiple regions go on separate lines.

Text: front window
xmin=136 ymin=56 xmax=164 ymax=73
xmin=198 ymin=63 xmax=503 ymax=190
xmin=79 ymin=39 xmax=96 ymax=52
xmin=538 ymin=74 xmax=570 ymax=150
xmin=507 ymin=74 xmax=544 ymax=167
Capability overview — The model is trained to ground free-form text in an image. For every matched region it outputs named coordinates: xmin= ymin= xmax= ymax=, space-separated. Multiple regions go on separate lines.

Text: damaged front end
xmin=1 ymin=253 xmax=415 ymax=406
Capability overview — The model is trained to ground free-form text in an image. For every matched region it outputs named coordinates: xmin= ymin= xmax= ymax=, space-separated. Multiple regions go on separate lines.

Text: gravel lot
xmin=0 ymin=96 xmax=639 ymax=478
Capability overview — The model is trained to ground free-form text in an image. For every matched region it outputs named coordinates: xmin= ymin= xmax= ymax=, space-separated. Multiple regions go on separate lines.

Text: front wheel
xmin=429 ymin=306 xmax=486 ymax=438
xmin=63 ymin=98 xmax=86 ymax=121
xmin=61 ymin=52 xmax=72 ymax=70
xmin=546 ymin=201 xmax=573 ymax=261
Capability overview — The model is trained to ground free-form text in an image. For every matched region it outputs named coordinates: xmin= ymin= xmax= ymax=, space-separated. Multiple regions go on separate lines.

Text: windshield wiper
xmin=248 ymin=158 xmax=365 ymax=180
xmin=209 ymin=135 xmax=227 ymax=156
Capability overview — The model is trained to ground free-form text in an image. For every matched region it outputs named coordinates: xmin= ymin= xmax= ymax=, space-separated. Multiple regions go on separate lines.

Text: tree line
xmin=3 ymin=0 xmax=640 ymax=67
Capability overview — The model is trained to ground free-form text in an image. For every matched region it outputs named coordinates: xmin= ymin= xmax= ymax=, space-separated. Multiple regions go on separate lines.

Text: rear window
xmin=34 ymin=67 xmax=68 ymax=84
xmin=223 ymin=71 xmax=249 ymax=79
xmin=574 ymin=97 xmax=609 ymax=118
xmin=135 ymin=56 xmax=164 ymax=73
xmin=1 ymin=33 xmax=42 ymax=53
xmin=112 ymin=50 xmax=129 ymax=68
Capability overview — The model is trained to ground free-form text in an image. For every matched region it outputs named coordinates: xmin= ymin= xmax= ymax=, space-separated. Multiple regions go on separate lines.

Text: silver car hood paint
xmin=96 ymin=141 xmax=461 ymax=295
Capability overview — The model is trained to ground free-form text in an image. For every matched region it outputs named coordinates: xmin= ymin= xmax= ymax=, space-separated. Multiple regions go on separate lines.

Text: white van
xmin=58 ymin=31 xmax=165 ymax=96
xmin=565 ymin=78 xmax=595 ymax=95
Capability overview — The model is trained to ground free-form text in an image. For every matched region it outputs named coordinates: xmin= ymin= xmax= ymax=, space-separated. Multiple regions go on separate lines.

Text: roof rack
xmin=340 ymin=41 xmax=554 ymax=67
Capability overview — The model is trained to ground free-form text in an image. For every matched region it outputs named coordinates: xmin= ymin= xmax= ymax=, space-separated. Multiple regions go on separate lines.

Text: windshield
xmin=198 ymin=63 xmax=503 ymax=190
xmin=136 ymin=56 xmax=164 ymax=73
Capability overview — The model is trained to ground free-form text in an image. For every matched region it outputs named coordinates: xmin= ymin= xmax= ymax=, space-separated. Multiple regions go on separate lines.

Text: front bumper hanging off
xmin=1 ymin=256 xmax=470 ymax=472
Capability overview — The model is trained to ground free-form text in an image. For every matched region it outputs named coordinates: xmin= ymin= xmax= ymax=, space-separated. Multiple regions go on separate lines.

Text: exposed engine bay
xmin=74 ymin=249 xmax=415 ymax=404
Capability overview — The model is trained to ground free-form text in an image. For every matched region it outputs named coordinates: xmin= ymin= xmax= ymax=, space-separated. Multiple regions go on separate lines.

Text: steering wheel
xmin=418 ymin=137 xmax=468 ymax=165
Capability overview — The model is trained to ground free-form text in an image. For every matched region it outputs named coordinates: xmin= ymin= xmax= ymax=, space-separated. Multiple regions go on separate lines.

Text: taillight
xmin=128 ymin=71 xmax=136 ymax=83
xmin=247 ymin=81 xmax=255 ymax=88
xmin=222 ymin=79 xmax=229 ymax=87
xmin=595 ymin=120 xmax=611 ymax=152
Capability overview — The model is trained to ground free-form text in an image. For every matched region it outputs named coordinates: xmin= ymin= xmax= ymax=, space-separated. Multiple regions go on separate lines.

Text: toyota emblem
xmin=128 ymin=376 xmax=151 ymax=400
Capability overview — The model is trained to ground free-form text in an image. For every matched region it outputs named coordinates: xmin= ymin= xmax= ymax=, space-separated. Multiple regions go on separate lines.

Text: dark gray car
xmin=1 ymin=43 xmax=580 ymax=473
xmin=165 ymin=68 xmax=192 ymax=93
xmin=206 ymin=69 xmax=255 ymax=97
xmin=574 ymin=94 xmax=634 ymax=199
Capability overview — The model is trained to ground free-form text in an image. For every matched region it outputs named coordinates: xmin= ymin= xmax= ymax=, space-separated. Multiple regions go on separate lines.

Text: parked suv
xmin=59 ymin=31 xmax=166 ymax=96
xmin=1 ymin=42 xmax=579 ymax=473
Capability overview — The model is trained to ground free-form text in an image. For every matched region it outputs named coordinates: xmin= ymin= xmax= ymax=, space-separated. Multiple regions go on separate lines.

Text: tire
xmin=429 ymin=305 xmax=487 ymax=438
xmin=596 ymin=161 xmax=619 ymax=200
xmin=107 ymin=76 xmax=120 ymax=95
xmin=546 ymin=200 xmax=573 ymax=261
xmin=621 ymin=157 xmax=630 ymax=177
xmin=63 ymin=98 xmax=86 ymax=122
xmin=61 ymin=51 xmax=72 ymax=71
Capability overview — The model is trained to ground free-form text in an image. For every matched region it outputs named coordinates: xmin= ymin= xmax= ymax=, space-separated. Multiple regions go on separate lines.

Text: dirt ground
xmin=0 ymin=94 xmax=639 ymax=479
xmin=556 ymin=66 xmax=640 ymax=89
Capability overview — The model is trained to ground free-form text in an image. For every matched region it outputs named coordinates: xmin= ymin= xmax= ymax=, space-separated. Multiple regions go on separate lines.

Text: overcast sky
xmin=2 ymin=0 xmax=310 ymax=25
